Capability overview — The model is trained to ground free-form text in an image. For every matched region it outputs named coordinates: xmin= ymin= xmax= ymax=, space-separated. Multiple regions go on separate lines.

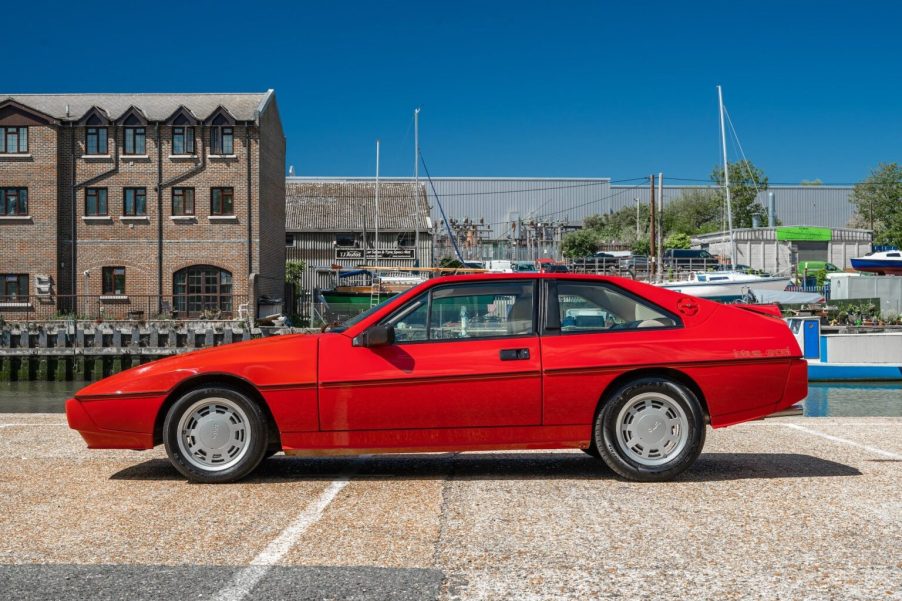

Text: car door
xmin=540 ymin=279 xmax=682 ymax=426
xmin=318 ymin=280 xmax=543 ymax=431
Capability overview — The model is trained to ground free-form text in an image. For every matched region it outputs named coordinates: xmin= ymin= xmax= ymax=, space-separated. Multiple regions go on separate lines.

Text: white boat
xmin=661 ymin=271 xmax=791 ymax=300
xmin=850 ymin=250 xmax=902 ymax=275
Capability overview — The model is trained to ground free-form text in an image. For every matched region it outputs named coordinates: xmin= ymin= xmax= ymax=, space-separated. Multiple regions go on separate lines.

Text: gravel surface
xmin=0 ymin=415 xmax=899 ymax=600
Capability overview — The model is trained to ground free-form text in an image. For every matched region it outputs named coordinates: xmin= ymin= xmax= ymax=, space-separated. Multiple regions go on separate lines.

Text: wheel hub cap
xmin=177 ymin=398 xmax=250 ymax=472
xmin=615 ymin=392 xmax=690 ymax=467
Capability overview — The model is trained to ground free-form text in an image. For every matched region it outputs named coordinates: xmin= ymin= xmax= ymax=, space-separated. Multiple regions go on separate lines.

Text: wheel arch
xmin=153 ymin=373 xmax=282 ymax=449
xmin=595 ymin=367 xmax=710 ymax=424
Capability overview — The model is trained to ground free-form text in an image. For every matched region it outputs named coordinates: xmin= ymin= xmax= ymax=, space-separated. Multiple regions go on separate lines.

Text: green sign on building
xmin=776 ymin=226 xmax=832 ymax=242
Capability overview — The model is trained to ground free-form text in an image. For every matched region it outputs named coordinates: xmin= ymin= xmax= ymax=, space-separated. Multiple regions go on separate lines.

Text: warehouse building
xmin=288 ymin=177 xmax=859 ymax=261
xmin=285 ymin=181 xmax=433 ymax=292
xmin=694 ymin=226 xmax=872 ymax=274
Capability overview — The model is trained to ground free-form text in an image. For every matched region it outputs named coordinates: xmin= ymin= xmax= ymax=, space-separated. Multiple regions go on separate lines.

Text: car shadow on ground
xmin=110 ymin=452 xmax=861 ymax=483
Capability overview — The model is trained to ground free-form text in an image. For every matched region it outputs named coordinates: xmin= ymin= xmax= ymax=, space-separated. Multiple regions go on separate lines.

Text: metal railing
xmin=0 ymin=294 xmax=251 ymax=322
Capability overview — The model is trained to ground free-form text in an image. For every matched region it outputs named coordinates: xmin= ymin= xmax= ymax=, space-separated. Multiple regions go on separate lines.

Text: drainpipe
xmin=69 ymin=123 xmax=76 ymax=305
xmin=157 ymin=125 xmax=206 ymax=188
xmin=246 ymin=126 xmax=253 ymax=277
xmin=156 ymin=123 xmax=163 ymax=312
xmin=73 ymin=123 xmax=121 ymax=300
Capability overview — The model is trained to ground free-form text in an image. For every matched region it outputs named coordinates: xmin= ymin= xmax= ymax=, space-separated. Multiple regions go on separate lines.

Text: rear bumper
xmin=65 ymin=398 xmax=154 ymax=450
xmin=711 ymin=358 xmax=808 ymax=427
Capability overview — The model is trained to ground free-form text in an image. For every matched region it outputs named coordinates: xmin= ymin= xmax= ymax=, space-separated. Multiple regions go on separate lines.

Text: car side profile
xmin=66 ymin=273 xmax=807 ymax=483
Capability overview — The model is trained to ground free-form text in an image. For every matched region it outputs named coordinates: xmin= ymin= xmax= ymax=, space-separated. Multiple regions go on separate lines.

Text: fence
xmin=0 ymin=294 xmax=252 ymax=322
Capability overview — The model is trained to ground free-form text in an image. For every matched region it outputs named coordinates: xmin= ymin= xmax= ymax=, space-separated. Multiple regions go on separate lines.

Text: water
xmin=1 ymin=381 xmax=901 ymax=417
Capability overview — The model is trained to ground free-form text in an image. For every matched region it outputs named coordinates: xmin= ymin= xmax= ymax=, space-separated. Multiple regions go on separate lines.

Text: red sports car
xmin=66 ymin=273 xmax=807 ymax=483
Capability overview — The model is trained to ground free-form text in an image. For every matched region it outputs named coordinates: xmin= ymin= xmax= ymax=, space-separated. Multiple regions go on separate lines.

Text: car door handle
xmin=500 ymin=348 xmax=530 ymax=361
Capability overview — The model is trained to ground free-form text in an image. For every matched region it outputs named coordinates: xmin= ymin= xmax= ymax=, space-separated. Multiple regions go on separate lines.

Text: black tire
xmin=581 ymin=445 xmax=601 ymax=459
xmin=594 ymin=377 xmax=705 ymax=482
xmin=163 ymin=386 xmax=269 ymax=483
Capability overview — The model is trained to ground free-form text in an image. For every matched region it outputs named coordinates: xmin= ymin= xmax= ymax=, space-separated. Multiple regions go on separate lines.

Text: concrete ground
xmin=0 ymin=415 xmax=899 ymax=601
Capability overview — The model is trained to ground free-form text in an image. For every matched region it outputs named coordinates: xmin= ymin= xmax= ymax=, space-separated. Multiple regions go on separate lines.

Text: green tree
xmin=800 ymin=179 xmax=823 ymax=186
xmin=662 ymin=189 xmax=723 ymax=236
xmin=285 ymin=259 xmax=306 ymax=288
xmin=664 ymin=232 xmax=692 ymax=250
xmin=561 ymin=229 xmax=600 ymax=258
xmin=849 ymin=162 xmax=902 ymax=246
xmin=711 ymin=160 xmax=769 ymax=228
xmin=631 ymin=239 xmax=650 ymax=255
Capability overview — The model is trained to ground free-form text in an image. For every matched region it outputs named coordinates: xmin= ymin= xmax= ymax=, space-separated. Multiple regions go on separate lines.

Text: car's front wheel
xmin=163 ymin=386 xmax=268 ymax=483
xmin=595 ymin=377 xmax=705 ymax=482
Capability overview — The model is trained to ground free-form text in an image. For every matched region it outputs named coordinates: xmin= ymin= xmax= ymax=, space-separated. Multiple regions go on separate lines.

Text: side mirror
xmin=354 ymin=324 xmax=395 ymax=348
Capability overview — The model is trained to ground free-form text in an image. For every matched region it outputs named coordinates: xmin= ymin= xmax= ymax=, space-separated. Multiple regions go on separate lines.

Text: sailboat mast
xmin=717 ymin=85 xmax=737 ymax=267
xmin=375 ymin=139 xmax=380 ymax=269
xmin=414 ymin=108 xmax=420 ymax=266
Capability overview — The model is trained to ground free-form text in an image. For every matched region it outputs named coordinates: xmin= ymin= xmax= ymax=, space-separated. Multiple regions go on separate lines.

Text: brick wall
xmin=0 ymin=119 xmax=59 ymax=316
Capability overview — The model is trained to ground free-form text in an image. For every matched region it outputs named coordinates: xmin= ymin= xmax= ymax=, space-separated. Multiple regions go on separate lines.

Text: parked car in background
xmin=797 ymin=260 xmax=841 ymax=274
xmin=537 ymin=259 xmax=570 ymax=273
xmin=512 ymin=261 xmax=539 ymax=272
xmin=619 ymin=254 xmax=650 ymax=271
xmin=664 ymin=249 xmax=719 ymax=270
xmin=572 ymin=252 xmax=620 ymax=272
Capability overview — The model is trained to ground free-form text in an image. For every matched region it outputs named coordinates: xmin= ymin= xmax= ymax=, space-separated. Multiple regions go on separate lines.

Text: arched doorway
xmin=173 ymin=266 xmax=233 ymax=318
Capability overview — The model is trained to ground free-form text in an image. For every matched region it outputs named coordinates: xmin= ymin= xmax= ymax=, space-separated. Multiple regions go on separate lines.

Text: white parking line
xmin=0 ymin=423 xmax=69 ymax=428
xmin=781 ymin=423 xmax=902 ymax=461
xmin=213 ymin=460 xmax=363 ymax=601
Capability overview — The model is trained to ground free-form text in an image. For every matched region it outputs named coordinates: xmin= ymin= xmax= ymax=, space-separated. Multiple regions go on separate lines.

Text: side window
xmin=556 ymin=282 xmax=677 ymax=332
xmin=384 ymin=294 xmax=429 ymax=342
xmin=383 ymin=282 xmax=534 ymax=342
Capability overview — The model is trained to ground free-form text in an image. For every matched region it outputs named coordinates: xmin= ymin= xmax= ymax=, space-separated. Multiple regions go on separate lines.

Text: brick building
xmin=0 ymin=92 xmax=285 ymax=319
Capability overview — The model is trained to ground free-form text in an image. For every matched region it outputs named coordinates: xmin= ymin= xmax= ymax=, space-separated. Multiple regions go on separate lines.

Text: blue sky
xmin=7 ymin=1 xmax=901 ymax=182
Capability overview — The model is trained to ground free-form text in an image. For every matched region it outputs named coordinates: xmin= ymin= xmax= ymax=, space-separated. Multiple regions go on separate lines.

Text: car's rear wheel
xmin=163 ymin=386 xmax=268 ymax=483
xmin=595 ymin=377 xmax=705 ymax=482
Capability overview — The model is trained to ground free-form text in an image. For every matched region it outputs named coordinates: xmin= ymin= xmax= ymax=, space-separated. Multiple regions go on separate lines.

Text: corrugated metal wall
xmin=615 ymin=185 xmax=855 ymax=229
xmin=290 ymin=177 xmax=615 ymax=232
xmin=291 ymin=178 xmax=856 ymax=231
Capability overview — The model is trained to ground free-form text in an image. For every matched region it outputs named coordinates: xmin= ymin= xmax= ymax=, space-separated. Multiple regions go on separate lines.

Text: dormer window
xmin=210 ymin=126 xmax=233 ymax=155
xmin=172 ymin=126 xmax=195 ymax=154
xmin=0 ymin=127 xmax=28 ymax=154
xmin=86 ymin=127 xmax=108 ymax=155
xmin=123 ymin=127 xmax=146 ymax=155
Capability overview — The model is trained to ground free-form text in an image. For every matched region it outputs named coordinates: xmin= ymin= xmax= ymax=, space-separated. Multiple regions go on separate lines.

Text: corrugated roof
xmin=1 ymin=92 xmax=271 ymax=123
xmin=286 ymin=182 xmax=430 ymax=232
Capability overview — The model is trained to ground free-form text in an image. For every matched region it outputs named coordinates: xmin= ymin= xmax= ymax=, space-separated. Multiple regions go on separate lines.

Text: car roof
xmin=426 ymin=272 xmax=621 ymax=286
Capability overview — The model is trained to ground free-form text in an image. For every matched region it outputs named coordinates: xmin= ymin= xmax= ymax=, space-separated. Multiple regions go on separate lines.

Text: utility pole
xmin=649 ymin=174 xmax=656 ymax=280
xmin=635 ymin=198 xmax=640 ymax=239
xmin=375 ymin=138 xmax=380 ymax=269
xmin=414 ymin=107 xmax=420 ymax=266
xmin=657 ymin=172 xmax=664 ymax=281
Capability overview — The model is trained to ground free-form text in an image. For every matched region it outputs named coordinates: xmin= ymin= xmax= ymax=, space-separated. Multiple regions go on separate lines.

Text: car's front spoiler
xmin=65 ymin=398 xmax=154 ymax=450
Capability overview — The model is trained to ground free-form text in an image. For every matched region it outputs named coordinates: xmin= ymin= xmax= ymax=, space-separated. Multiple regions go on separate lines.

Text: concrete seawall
xmin=0 ymin=322 xmax=303 ymax=382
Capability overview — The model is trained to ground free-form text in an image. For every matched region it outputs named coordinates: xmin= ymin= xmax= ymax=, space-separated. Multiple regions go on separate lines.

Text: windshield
xmin=329 ymin=296 xmax=396 ymax=332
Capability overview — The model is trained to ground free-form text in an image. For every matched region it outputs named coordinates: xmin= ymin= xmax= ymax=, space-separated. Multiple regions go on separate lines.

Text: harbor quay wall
xmin=0 ymin=322 xmax=312 ymax=382
xmin=824 ymin=332 xmax=902 ymax=364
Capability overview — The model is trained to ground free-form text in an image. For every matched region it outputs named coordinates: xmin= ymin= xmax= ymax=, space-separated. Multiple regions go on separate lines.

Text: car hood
xmin=75 ymin=333 xmax=322 ymax=399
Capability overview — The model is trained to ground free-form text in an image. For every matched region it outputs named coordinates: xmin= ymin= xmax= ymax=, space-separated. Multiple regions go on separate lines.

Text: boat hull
xmin=661 ymin=276 xmax=791 ymax=301
xmin=850 ymin=258 xmax=902 ymax=275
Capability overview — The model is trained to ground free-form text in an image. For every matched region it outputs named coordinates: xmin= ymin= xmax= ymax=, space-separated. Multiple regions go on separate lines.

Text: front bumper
xmin=65 ymin=397 xmax=155 ymax=450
